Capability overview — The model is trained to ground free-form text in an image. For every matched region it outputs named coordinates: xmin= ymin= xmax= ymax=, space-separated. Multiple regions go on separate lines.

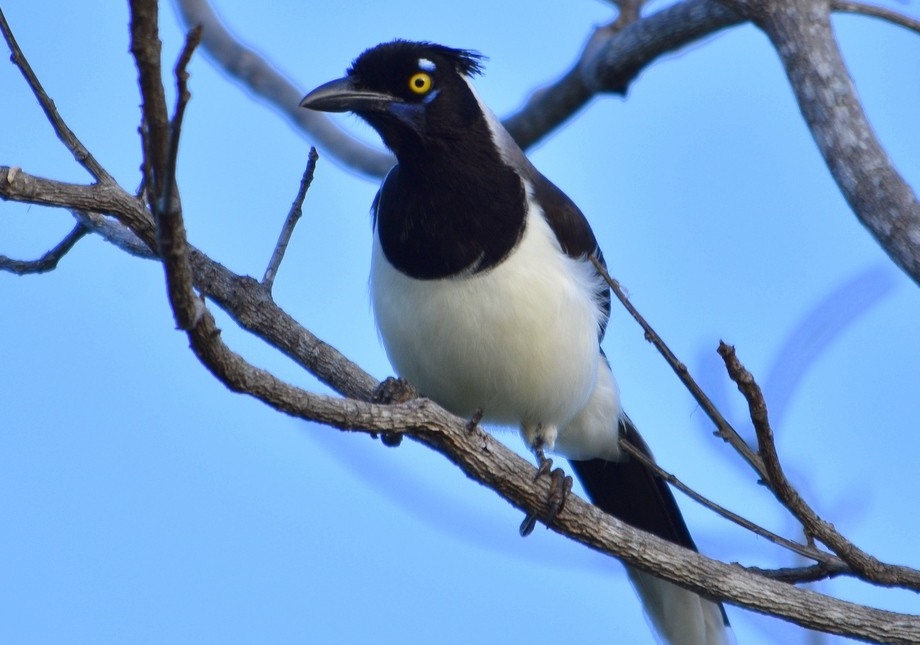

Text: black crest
xmin=348 ymin=40 xmax=485 ymax=80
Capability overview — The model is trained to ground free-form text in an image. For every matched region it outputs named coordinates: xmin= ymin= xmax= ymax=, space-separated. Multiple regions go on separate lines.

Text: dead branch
xmin=263 ymin=147 xmax=319 ymax=291
xmin=717 ymin=0 xmax=920 ymax=284
xmin=590 ymin=256 xmax=767 ymax=477
xmin=718 ymin=342 xmax=920 ymax=590
xmin=617 ymin=438 xmax=844 ymax=570
xmin=0 ymin=221 xmax=87 ymax=274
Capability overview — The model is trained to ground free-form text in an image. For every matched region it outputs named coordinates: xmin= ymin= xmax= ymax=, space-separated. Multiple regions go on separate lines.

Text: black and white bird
xmin=301 ymin=40 xmax=731 ymax=645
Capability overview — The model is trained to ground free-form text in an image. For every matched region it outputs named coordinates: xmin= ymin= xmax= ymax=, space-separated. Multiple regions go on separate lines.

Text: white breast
xmin=370 ymin=192 xmax=608 ymax=435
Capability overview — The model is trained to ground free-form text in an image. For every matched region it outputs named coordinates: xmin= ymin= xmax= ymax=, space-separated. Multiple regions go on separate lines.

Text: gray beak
xmin=299 ymin=77 xmax=399 ymax=113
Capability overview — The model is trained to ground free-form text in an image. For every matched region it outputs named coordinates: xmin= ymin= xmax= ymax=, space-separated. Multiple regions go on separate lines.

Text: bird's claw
xmin=520 ymin=443 xmax=573 ymax=536
xmin=371 ymin=376 xmax=417 ymax=447
xmin=466 ymin=408 xmax=484 ymax=433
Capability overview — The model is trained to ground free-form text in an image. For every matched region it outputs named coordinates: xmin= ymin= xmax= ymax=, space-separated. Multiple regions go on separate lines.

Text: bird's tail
xmin=568 ymin=418 xmax=732 ymax=645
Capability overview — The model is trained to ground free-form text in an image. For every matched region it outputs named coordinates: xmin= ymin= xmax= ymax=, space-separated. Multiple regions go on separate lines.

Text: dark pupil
xmin=414 ymin=78 xmax=425 ymax=87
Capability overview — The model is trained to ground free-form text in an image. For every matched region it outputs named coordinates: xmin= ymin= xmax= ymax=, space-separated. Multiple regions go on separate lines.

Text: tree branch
xmin=130 ymin=0 xmax=172 ymax=203
xmin=618 ymin=437 xmax=845 ymax=570
xmin=590 ymin=256 xmax=768 ymax=478
xmin=172 ymin=0 xmax=920 ymax=289
xmin=263 ymin=147 xmax=319 ymax=291
xmin=0 ymin=220 xmax=87 ymax=275
xmin=718 ymin=341 xmax=920 ymax=591
xmin=718 ymin=0 xmax=920 ymax=285
xmin=0 ymin=9 xmax=114 ymax=184
xmin=831 ymin=0 xmax=920 ymax=35
xmin=173 ymin=0 xmax=393 ymax=178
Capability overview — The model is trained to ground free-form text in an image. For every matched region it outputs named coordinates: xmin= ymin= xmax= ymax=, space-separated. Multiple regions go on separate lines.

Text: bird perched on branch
xmin=301 ymin=40 xmax=731 ymax=645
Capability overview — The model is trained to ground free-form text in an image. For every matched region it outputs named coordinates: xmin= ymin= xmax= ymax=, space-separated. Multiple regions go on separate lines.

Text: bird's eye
xmin=408 ymin=72 xmax=433 ymax=95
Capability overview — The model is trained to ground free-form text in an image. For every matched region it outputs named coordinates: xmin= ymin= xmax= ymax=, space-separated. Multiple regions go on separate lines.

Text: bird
xmin=300 ymin=40 xmax=732 ymax=645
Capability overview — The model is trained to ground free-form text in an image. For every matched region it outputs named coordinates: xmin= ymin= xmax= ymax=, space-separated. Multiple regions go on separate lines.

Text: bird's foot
xmin=466 ymin=408 xmax=484 ymax=433
xmin=371 ymin=376 xmax=417 ymax=447
xmin=519 ymin=441 xmax=573 ymax=537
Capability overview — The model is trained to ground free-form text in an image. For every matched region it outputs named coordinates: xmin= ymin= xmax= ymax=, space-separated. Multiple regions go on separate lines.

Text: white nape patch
xmin=417 ymin=58 xmax=436 ymax=71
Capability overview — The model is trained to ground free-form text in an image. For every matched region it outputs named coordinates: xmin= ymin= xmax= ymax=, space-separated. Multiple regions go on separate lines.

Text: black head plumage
xmin=348 ymin=40 xmax=485 ymax=80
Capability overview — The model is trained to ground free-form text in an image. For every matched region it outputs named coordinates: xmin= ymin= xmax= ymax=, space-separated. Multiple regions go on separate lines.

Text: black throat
xmin=374 ymin=127 xmax=527 ymax=280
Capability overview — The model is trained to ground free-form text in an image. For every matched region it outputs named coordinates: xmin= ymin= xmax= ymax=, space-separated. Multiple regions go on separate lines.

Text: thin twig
xmin=831 ymin=0 xmax=920 ymax=35
xmin=0 ymin=9 xmax=114 ymax=184
xmin=0 ymin=222 xmax=88 ymax=275
xmin=590 ymin=256 xmax=767 ymax=479
xmin=744 ymin=561 xmax=850 ymax=584
xmin=718 ymin=342 xmax=920 ymax=591
xmin=617 ymin=438 xmax=844 ymax=568
xmin=156 ymin=25 xmax=204 ymax=331
xmin=263 ymin=147 xmax=320 ymax=291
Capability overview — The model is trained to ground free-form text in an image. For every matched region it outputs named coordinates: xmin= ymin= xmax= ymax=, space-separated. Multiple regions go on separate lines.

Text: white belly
xmin=370 ymin=205 xmax=607 ymax=433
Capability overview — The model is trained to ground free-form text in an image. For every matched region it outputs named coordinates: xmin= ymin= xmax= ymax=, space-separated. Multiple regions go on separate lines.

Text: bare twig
xmin=718 ymin=342 xmax=920 ymax=591
xmin=263 ymin=147 xmax=319 ymax=291
xmin=155 ymin=25 xmax=204 ymax=331
xmin=744 ymin=562 xmax=849 ymax=585
xmin=0 ymin=221 xmax=88 ymax=275
xmin=0 ymin=9 xmax=114 ymax=184
xmin=831 ymin=0 xmax=920 ymax=35
xmin=590 ymin=256 xmax=767 ymax=479
xmin=617 ymin=438 xmax=844 ymax=568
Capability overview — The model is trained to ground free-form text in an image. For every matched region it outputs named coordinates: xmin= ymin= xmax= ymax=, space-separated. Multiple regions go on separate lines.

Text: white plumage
xmin=371 ymin=186 xmax=612 ymax=454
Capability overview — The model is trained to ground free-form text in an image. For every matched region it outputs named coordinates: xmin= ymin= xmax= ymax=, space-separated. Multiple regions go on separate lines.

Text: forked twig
xmin=718 ymin=342 xmax=920 ymax=590
xmin=618 ymin=437 xmax=844 ymax=569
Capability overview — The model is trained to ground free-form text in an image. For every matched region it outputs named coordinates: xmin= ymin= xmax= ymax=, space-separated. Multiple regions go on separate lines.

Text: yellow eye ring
xmin=408 ymin=72 xmax=433 ymax=95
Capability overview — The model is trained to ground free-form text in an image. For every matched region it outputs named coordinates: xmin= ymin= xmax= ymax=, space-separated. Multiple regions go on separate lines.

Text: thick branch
xmin=719 ymin=0 xmax=920 ymax=284
xmin=130 ymin=0 xmax=172 ymax=202
xmin=172 ymin=0 xmax=747 ymax=162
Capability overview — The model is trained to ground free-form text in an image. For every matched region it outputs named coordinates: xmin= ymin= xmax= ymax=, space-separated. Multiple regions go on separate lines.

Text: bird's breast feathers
xmin=371 ymin=191 xmax=608 ymax=430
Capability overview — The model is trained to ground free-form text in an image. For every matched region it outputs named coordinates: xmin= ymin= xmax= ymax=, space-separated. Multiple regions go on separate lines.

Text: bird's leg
xmin=371 ymin=376 xmax=417 ymax=447
xmin=466 ymin=408 xmax=484 ymax=433
xmin=519 ymin=429 xmax=574 ymax=537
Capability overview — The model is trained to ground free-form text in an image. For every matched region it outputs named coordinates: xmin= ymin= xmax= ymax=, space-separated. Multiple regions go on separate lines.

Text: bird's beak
xmin=299 ymin=76 xmax=399 ymax=113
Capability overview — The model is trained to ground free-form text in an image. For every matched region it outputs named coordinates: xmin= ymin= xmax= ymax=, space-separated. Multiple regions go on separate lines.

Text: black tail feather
xmin=568 ymin=417 xmax=696 ymax=550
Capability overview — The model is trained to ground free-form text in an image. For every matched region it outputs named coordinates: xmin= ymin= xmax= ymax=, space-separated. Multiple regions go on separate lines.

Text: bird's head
xmin=300 ymin=40 xmax=487 ymax=157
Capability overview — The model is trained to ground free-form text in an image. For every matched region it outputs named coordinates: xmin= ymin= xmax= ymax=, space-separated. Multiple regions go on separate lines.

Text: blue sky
xmin=2 ymin=1 xmax=919 ymax=643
